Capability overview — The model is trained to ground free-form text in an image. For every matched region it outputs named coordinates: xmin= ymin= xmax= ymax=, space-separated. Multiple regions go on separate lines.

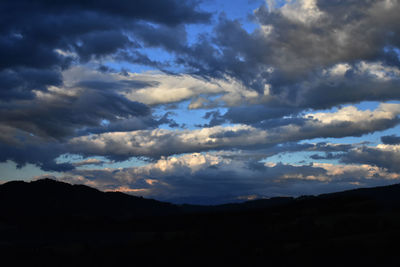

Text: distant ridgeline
xmin=1 ymin=178 xmax=400 ymax=266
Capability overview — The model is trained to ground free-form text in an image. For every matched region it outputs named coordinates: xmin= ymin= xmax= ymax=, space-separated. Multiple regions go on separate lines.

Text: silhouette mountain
xmin=0 ymin=178 xmax=178 ymax=221
xmin=2 ymin=178 xmax=400 ymax=266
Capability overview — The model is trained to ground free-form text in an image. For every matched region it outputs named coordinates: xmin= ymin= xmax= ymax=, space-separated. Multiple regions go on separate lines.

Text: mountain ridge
xmin=2 ymin=178 xmax=400 ymax=266
xmin=3 ymin=178 xmax=400 ymax=212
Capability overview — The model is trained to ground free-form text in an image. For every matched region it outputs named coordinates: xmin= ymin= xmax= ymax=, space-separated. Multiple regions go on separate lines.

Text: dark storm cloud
xmin=74 ymin=30 xmax=135 ymax=62
xmin=0 ymin=88 xmax=150 ymax=140
xmin=0 ymin=0 xmax=210 ymax=100
xmin=116 ymin=51 xmax=170 ymax=69
xmin=80 ymin=111 xmax=180 ymax=135
xmin=291 ymin=65 xmax=400 ymax=109
xmin=0 ymin=0 xmax=212 ymax=171
xmin=200 ymin=105 xmax=302 ymax=127
xmin=0 ymin=0 xmax=210 ymax=33
xmin=342 ymin=146 xmax=400 ymax=173
xmin=133 ymin=23 xmax=188 ymax=52
xmin=175 ymin=15 xmax=271 ymax=92
xmin=223 ymin=105 xmax=301 ymax=124
xmin=255 ymin=0 xmax=400 ymax=71
xmin=310 ymin=142 xmax=354 ymax=152
xmin=0 ymin=68 xmax=62 ymax=100
xmin=0 ymin=142 xmax=73 ymax=172
xmin=200 ymin=110 xmax=227 ymax=127
xmin=171 ymin=1 xmax=400 ymax=109
xmin=381 ymin=134 xmax=400 ymax=145
xmin=21 ymin=0 xmax=211 ymax=26
xmin=310 ymin=152 xmax=344 ymax=160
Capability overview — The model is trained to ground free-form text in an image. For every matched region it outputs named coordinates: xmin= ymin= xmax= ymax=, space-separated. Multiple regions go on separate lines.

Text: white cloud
xmin=121 ymin=73 xmax=273 ymax=107
xmin=61 ymin=66 xmax=273 ymax=108
xmin=357 ymin=61 xmax=400 ymax=81
xmin=69 ymin=124 xmax=269 ymax=158
xmin=314 ymin=162 xmax=400 ymax=180
xmin=324 ymin=63 xmax=351 ymax=77
xmin=307 ymin=103 xmax=400 ymax=124
xmin=280 ymin=0 xmax=324 ymax=25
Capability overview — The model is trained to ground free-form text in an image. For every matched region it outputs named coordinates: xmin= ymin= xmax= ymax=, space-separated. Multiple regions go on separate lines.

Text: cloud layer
xmin=1 ymin=0 xmax=400 ymax=203
xmin=50 ymin=149 xmax=400 ymax=204
xmin=69 ymin=103 xmax=400 ymax=160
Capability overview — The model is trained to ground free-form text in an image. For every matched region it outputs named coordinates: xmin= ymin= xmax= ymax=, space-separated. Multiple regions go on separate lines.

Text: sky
xmin=1 ymin=0 xmax=400 ymax=204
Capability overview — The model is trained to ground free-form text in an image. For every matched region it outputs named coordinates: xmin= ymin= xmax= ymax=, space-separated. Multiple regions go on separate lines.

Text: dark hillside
xmin=1 ymin=179 xmax=400 ymax=266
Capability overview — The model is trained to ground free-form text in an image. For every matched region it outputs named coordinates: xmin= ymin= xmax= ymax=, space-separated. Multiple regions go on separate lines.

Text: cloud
xmin=293 ymin=61 xmax=400 ymax=109
xmin=0 ymin=0 xmax=210 ymax=100
xmin=0 ymin=141 xmax=73 ymax=172
xmin=72 ymin=158 xmax=108 ymax=167
xmin=0 ymin=68 xmax=63 ymax=100
xmin=256 ymin=0 xmax=400 ymax=72
xmin=280 ymin=0 xmax=324 ymax=25
xmin=200 ymin=105 xmax=301 ymax=127
xmin=49 ymin=61 xmax=399 ymax=124
xmin=224 ymin=105 xmax=300 ymax=124
xmin=57 ymin=66 xmax=268 ymax=109
xmin=53 ymin=151 xmax=400 ymax=203
xmin=69 ymin=124 xmax=268 ymax=160
xmin=310 ymin=152 xmax=343 ymax=160
xmin=1 ymin=0 xmax=400 ymax=203
xmin=121 ymin=71 xmax=268 ymax=107
xmin=0 ymin=84 xmax=151 ymax=140
xmin=169 ymin=0 xmax=400 ymax=110
xmin=55 ymin=152 xmax=326 ymax=201
xmin=2 ymin=90 xmax=398 ymax=171
xmin=381 ymin=134 xmax=400 ymax=145
xmin=341 ymin=144 xmax=400 ymax=173
xmin=312 ymin=162 xmax=400 ymax=183
xmin=69 ymin=103 xmax=400 ymax=160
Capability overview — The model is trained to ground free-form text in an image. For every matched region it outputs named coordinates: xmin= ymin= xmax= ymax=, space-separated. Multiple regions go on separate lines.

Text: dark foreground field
xmin=2 ymin=179 xmax=400 ymax=266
